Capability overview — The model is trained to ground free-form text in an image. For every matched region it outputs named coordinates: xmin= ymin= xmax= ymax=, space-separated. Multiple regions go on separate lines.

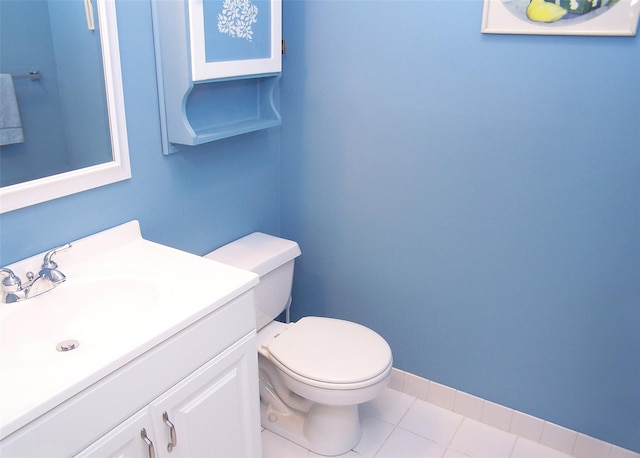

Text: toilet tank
xmin=205 ymin=233 xmax=301 ymax=331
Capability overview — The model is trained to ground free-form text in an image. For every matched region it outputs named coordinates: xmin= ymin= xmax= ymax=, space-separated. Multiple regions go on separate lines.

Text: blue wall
xmin=0 ymin=0 xmax=281 ymax=265
xmin=280 ymin=0 xmax=639 ymax=453
xmin=0 ymin=0 xmax=638 ymax=453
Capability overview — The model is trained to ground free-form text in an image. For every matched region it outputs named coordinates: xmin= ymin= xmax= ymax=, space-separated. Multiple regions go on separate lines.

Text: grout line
xmin=397 ymin=396 xmax=417 ymax=426
xmin=370 ymin=405 xmax=414 ymax=458
xmin=371 ymin=421 xmax=398 ymax=458
xmin=507 ymin=435 xmax=519 ymax=458
xmin=444 ymin=412 xmax=466 ymax=453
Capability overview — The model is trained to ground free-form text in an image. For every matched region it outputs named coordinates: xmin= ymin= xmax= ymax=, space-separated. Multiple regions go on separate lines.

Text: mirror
xmin=0 ymin=0 xmax=130 ymax=213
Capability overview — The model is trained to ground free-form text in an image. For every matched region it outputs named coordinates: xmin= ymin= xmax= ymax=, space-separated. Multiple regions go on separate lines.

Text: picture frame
xmin=188 ymin=0 xmax=282 ymax=81
xmin=482 ymin=0 xmax=640 ymax=36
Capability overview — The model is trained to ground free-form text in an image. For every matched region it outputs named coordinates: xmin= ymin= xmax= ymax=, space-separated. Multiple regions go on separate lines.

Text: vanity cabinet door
xmin=74 ymin=332 xmax=261 ymax=458
xmin=74 ymin=409 xmax=155 ymax=458
xmin=149 ymin=332 xmax=261 ymax=458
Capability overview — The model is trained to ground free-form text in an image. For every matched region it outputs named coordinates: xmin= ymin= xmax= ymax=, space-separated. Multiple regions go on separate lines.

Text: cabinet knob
xmin=140 ymin=428 xmax=156 ymax=458
xmin=162 ymin=411 xmax=178 ymax=452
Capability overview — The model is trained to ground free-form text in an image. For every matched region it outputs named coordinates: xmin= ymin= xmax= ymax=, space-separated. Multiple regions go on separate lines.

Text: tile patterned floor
xmin=261 ymin=388 xmax=638 ymax=458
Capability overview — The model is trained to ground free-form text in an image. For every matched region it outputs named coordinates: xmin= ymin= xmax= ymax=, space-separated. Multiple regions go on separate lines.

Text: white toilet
xmin=206 ymin=233 xmax=393 ymax=456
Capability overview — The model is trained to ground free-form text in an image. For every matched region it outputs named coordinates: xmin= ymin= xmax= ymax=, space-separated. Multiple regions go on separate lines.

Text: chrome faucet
xmin=0 ymin=244 xmax=72 ymax=303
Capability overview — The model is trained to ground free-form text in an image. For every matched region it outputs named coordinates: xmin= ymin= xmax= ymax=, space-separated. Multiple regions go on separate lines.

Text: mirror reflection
xmin=0 ymin=0 xmax=113 ymax=188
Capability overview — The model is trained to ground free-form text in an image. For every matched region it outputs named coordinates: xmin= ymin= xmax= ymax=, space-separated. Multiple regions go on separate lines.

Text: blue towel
xmin=0 ymin=73 xmax=25 ymax=146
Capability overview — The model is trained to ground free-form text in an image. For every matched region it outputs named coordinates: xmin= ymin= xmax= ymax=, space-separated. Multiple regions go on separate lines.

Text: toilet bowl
xmin=205 ymin=233 xmax=393 ymax=456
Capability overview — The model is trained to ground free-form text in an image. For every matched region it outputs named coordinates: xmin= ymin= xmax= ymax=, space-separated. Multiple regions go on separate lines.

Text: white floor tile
xmin=359 ymin=388 xmax=414 ymax=425
xmin=398 ymin=399 xmax=464 ymax=445
xmin=353 ymin=416 xmax=395 ymax=458
xmin=510 ymin=437 xmax=573 ymax=458
xmin=260 ymin=386 xmax=637 ymax=458
xmin=375 ymin=428 xmax=447 ymax=458
xmin=261 ymin=429 xmax=309 ymax=458
xmin=449 ymin=418 xmax=517 ymax=458
xmin=305 ymin=450 xmax=359 ymax=458
xmin=443 ymin=449 xmax=474 ymax=458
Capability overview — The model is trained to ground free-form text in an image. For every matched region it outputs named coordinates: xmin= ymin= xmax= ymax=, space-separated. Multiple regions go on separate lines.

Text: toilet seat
xmin=266 ymin=317 xmax=393 ymax=389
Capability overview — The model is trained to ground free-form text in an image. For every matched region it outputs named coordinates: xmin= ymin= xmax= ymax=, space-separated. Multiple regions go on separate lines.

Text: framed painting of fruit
xmin=482 ymin=0 xmax=640 ymax=35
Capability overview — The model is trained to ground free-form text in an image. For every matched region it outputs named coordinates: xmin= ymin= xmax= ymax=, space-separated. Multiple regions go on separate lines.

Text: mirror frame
xmin=0 ymin=0 xmax=130 ymax=214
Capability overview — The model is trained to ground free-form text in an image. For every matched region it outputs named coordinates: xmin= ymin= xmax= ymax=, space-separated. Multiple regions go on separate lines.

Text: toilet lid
xmin=267 ymin=317 xmax=392 ymax=385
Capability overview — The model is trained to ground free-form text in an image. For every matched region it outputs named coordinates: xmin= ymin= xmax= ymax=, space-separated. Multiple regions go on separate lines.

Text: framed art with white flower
xmin=482 ymin=0 xmax=640 ymax=36
xmin=188 ymin=0 xmax=281 ymax=81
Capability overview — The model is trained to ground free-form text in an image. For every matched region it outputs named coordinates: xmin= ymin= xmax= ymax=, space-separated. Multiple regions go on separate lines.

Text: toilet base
xmin=261 ymin=399 xmax=362 ymax=456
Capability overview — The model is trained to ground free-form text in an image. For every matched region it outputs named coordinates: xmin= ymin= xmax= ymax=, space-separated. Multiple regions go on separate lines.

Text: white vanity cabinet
xmin=74 ymin=409 xmax=151 ymax=458
xmin=0 ymin=292 xmax=262 ymax=458
xmin=149 ymin=333 xmax=260 ymax=458
xmin=76 ymin=332 xmax=260 ymax=458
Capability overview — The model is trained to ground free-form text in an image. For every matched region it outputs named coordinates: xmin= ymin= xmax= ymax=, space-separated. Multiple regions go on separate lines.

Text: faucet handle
xmin=39 ymin=244 xmax=72 ymax=285
xmin=0 ymin=268 xmax=22 ymax=292
xmin=41 ymin=243 xmax=72 ymax=269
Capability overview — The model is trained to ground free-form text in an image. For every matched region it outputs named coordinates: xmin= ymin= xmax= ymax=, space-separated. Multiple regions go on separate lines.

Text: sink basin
xmin=0 ymin=220 xmax=259 ymax=438
xmin=0 ymin=273 xmax=161 ymax=368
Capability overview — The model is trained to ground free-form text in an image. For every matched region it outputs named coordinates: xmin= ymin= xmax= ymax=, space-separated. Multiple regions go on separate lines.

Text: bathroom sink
xmin=0 ymin=220 xmax=259 ymax=438
xmin=0 ymin=273 xmax=162 ymax=368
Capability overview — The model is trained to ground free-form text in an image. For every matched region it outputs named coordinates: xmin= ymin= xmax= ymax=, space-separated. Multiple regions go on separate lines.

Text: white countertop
xmin=0 ymin=221 xmax=258 ymax=439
